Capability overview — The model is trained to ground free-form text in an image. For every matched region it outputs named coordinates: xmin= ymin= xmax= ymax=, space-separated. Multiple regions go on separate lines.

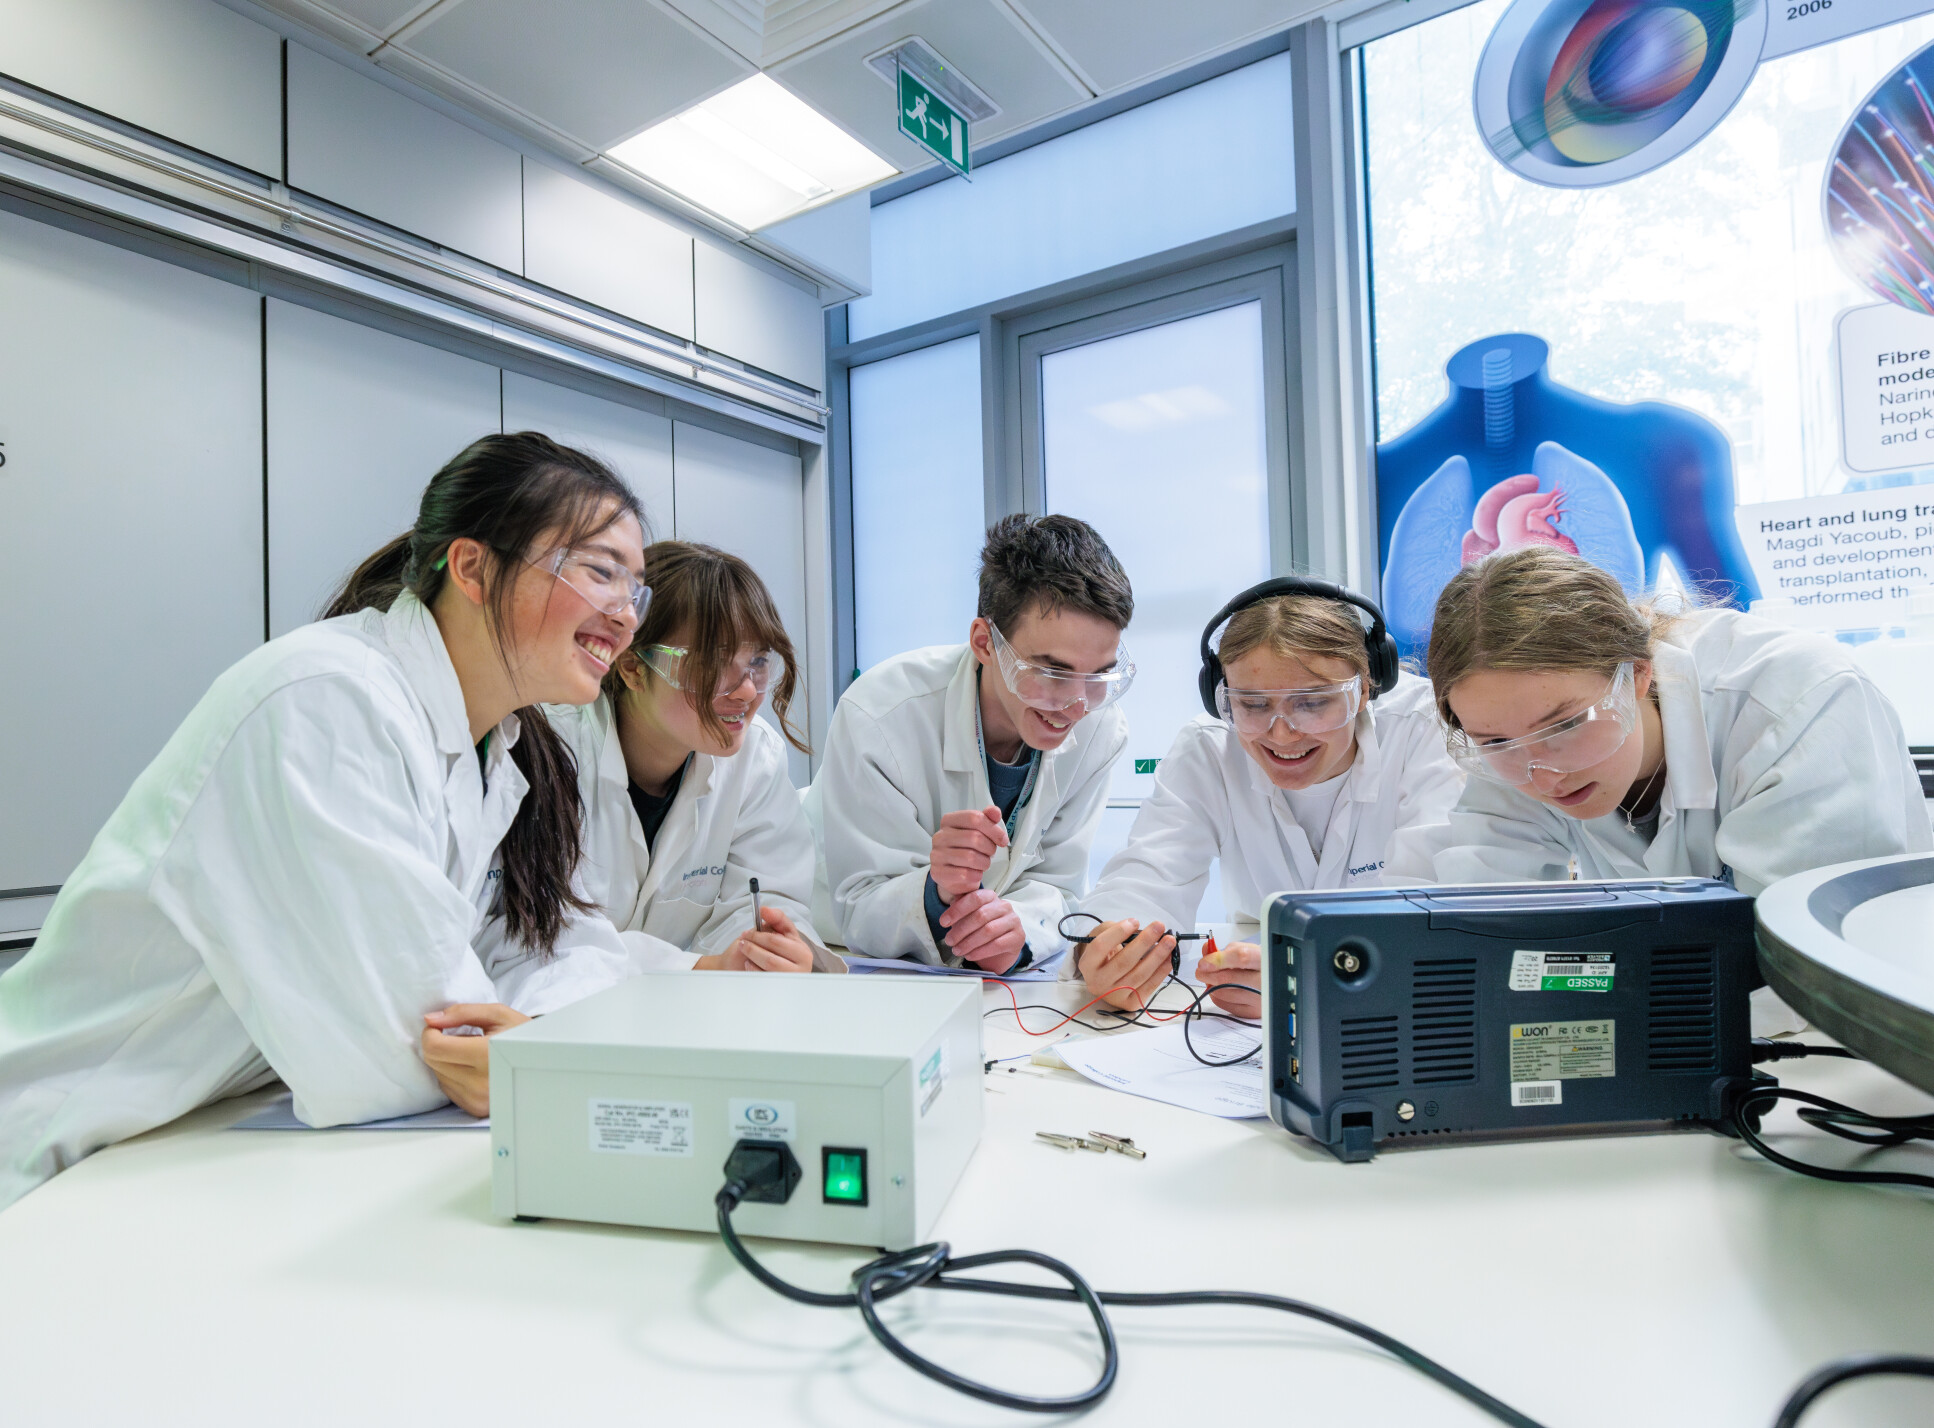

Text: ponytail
xmin=325 ymin=432 xmax=648 ymax=953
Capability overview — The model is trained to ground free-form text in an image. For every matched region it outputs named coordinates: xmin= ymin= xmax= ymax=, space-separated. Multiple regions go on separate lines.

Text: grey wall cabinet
xmin=0 ymin=0 xmax=281 ymax=175
xmin=694 ymin=243 xmax=825 ymax=392
xmin=0 ymin=207 xmax=264 ymax=893
xmin=286 ymin=44 xmax=525 ymax=273
xmin=266 ymin=299 xmax=503 ymax=637
xmin=501 ymin=371 xmax=676 ymax=537
xmin=521 ymin=161 xmax=695 ymax=341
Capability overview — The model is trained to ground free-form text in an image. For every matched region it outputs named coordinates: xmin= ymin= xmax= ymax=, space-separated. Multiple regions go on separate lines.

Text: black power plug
xmin=722 ymin=1139 xmax=803 ymax=1204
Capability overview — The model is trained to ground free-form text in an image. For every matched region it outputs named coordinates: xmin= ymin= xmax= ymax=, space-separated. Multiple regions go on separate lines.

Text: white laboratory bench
xmin=2 ymin=972 xmax=1932 ymax=1428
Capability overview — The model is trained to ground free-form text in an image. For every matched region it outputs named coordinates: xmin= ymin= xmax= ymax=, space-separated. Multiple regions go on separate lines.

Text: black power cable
xmin=1730 ymin=1084 xmax=1934 ymax=1192
xmin=714 ymin=1174 xmax=1544 ymax=1424
xmin=1773 ymin=1355 xmax=1934 ymax=1427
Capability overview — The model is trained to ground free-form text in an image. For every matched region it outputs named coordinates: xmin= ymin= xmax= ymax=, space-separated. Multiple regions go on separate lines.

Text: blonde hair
xmin=1218 ymin=593 xmax=1372 ymax=685
xmin=1426 ymin=547 xmax=1681 ymax=728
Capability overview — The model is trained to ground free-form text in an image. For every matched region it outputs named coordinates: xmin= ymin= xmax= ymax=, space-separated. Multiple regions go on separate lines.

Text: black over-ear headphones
xmin=1197 ymin=577 xmax=1401 ymax=716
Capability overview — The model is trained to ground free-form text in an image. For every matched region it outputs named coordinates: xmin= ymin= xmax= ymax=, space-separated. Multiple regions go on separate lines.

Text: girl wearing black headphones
xmin=1071 ymin=579 xmax=1463 ymax=1017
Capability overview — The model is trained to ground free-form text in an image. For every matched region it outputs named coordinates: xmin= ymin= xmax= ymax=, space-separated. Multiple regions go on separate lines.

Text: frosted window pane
xmin=851 ymin=335 xmax=984 ymax=671
xmin=1043 ymin=302 xmax=1271 ymax=799
xmin=850 ymin=55 xmax=1294 ymax=342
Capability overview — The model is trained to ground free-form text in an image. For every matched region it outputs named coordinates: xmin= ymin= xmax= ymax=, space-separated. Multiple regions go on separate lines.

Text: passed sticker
xmin=1509 ymin=950 xmax=1615 ymax=993
xmin=1508 ymin=1019 xmax=1615 ymax=1103
xmin=590 ymin=1099 xmax=694 ymax=1156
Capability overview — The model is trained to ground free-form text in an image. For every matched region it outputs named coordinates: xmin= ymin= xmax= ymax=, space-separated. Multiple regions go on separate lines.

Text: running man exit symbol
xmin=898 ymin=66 xmax=969 ymax=177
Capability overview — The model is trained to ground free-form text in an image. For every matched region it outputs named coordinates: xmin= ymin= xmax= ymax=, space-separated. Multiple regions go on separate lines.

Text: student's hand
xmin=1076 ymin=919 xmax=1175 ymax=1012
xmin=938 ymin=887 xmax=1025 ymax=972
xmin=420 ymin=1003 xmax=532 ymax=1116
xmin=930 ymin=806 xmax=1009 ymax=904
xmin=1198 ymin=941 xmax=1262 ymax=1020
xmin=708 ymin=905 xmax=816 ymax=974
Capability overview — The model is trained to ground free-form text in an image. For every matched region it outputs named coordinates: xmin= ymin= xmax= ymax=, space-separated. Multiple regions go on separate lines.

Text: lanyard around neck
xmin=973 ymin=669 xmax=1041 ymax=838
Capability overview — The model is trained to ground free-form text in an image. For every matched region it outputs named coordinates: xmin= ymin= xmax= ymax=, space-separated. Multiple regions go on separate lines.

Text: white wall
xmin=266 ymin=301 xmax=502 ymax=636
xmin=0 ymin=208 xmax=263 ymax=893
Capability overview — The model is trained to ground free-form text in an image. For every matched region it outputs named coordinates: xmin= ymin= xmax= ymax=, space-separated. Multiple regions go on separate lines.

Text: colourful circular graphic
xmin=1825 ymin=41 xmax=1934 ymax=315
xmin=1474 ymin=0 xmax=1766 ymax=188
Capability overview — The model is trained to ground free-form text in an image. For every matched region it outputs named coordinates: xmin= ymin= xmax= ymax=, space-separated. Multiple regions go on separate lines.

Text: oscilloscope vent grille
xmin=1338 ymin=1014 xmax=1401 ymax=1090
xmin=1409 ymin=957 xmax=1478 ymax=1085
xmin=1648 ymin=946 xmax=1718 ymax=1073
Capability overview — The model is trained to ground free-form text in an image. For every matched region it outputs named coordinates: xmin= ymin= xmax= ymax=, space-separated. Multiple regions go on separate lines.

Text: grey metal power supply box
xmin=489 ymin=973 xmax=983 ymax=1249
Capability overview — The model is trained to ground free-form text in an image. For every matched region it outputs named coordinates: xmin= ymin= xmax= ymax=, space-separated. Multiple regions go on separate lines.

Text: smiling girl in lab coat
xmin=1391 ymin=546 xmax=1930 ymax=896
xmin=0 ymin=433 xmax=651 ymax=1208
xmin=1076 ymin=579 xmax=1464 ymax=1017
xmin=548 ymin=541 xmax=842 ymax=974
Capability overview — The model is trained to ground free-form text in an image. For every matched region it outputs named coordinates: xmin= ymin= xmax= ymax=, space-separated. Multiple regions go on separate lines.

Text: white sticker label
xmin=590 ymin=1099 xmax=693 ymax=1156
xmin=1511 ymin=1081 xmax=1563 ymax=1107
xmin=917 ymin=1041 xmax=948 ymax=1118
xmin=1509 ymin=1020 xmax=1616 ymax=1091
xmin=1509 ymin=950 xmax=1615 ymax=993
xmin=726 ymin=1097 xmax=796 ymax=1143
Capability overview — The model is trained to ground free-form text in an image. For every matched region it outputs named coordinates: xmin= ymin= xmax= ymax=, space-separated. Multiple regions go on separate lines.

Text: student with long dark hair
xmin=553 ymin=541 xmax=841 ymax=972
xmin=0 ymin=432 xmax=650 ymax=1209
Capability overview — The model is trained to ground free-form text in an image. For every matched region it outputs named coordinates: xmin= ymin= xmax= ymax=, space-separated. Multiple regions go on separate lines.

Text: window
xmin=1037 ymin=302 xmax=1273 ymax=799
xmin=848 ymin=335 xmax=985 ymax=671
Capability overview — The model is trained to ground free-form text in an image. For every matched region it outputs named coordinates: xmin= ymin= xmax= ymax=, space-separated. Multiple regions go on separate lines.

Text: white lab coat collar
xmin=1650 ymin=639 xmax=1718 ymax=814
xmin=587 ymin=695 xmax=723 ymax=917
xmin=379 ymin=590 xmax=523 ymax=767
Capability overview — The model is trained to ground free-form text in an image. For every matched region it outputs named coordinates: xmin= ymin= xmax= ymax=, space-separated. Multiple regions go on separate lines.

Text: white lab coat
xmin=1081 ymin=675 xmax=1463 ymax=959
xmin=551 ymin=695 xmax=843 ymax=972
xmin=1388 ymin=608 xmax=1933 ymax=894
xmin=815 ymin=644 xmax=1126 ymax=964
xmin=0 ymin=593 xmax=638 ymax=1211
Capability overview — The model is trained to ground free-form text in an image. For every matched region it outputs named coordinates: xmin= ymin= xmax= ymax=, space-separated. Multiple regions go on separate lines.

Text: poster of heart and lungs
xmin=1371 ymin=0 xmax=1934 ymax=724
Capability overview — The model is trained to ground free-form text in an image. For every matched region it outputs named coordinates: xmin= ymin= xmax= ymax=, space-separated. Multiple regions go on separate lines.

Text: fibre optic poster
xmin=1363 ymin=0 xmax=1934 ymax=737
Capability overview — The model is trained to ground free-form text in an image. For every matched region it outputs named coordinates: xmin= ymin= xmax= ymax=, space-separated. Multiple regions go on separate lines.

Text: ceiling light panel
xmin=609 ymin=74 xmax=896 ymax=229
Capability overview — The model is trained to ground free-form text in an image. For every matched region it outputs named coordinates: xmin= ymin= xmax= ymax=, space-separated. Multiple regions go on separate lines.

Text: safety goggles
xmin=987 ymin=621 xmax=1135 ymax=713
xmin=1446 ymin=662 xmax=1637 ymax=786
xmin=1216 ymin=676 xmax=1362 ymax=737
xmin=526 ymin=546 xmax=652 ymax=623
xmin=643 ymin=644 xmax=778 ymax=699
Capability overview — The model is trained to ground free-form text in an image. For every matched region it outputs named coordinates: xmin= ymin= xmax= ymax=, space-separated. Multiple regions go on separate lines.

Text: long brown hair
xmin=327 ymin=431 xmax=648 ymax=952
xmin=615 ymin=541 xmax=809 ymax=753
xmin=1425 ymin=546 xmax=1681 ymax=728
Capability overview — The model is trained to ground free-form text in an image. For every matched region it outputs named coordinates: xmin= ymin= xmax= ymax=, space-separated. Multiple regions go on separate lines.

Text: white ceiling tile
xmin=1011 ymin=0 xmax=1302 ymax=92
xmin=775 ymin=0 xmax=1087 ymax=173
xmin=402 ymin=0 xmax=753 ymax=150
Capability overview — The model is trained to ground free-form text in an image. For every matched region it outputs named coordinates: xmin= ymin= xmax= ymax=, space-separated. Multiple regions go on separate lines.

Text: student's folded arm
xmin=475 ymin=898 xmax=639 ymax=1014
xmin=1715 ymin=672 xmax=1933 ymax=896
xmin=1423 ymin=778 xmax=1576 ymax=885
xmin=819 ymin=704 xmax=947 ymax=962
xmin=148 ymin=677 xmax=501 ymax=1129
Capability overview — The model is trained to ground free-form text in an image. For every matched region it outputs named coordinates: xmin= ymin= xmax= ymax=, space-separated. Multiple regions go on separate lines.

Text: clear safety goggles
xmin=643 ymin=643 xmax=778 ymax=699
xmin=987 ymin=620 xmax=1135 ymax=713
xmin=1216 ymin=676 xmax=1362 ymax=738
xmin=526 ymin=545 xmax=651 ymax=623
xmin=1446 ymin=662 xmax=1638 ymax=786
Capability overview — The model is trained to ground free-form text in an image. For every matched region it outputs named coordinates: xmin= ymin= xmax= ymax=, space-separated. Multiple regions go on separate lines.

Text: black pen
xmin=749 ymin=876 xmax=762 ymax=932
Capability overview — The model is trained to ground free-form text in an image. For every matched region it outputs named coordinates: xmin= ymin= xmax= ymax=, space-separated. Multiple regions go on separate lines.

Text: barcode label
xmin=1512 ymin=1081 xmax=1562 ymax=1107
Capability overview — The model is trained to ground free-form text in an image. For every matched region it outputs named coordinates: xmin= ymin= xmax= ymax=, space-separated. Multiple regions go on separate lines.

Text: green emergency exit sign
xmin=1134 ymin=758 xmax=1160 ymax=775
xmin=898 ymin=67 xmax=969 ymax=177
